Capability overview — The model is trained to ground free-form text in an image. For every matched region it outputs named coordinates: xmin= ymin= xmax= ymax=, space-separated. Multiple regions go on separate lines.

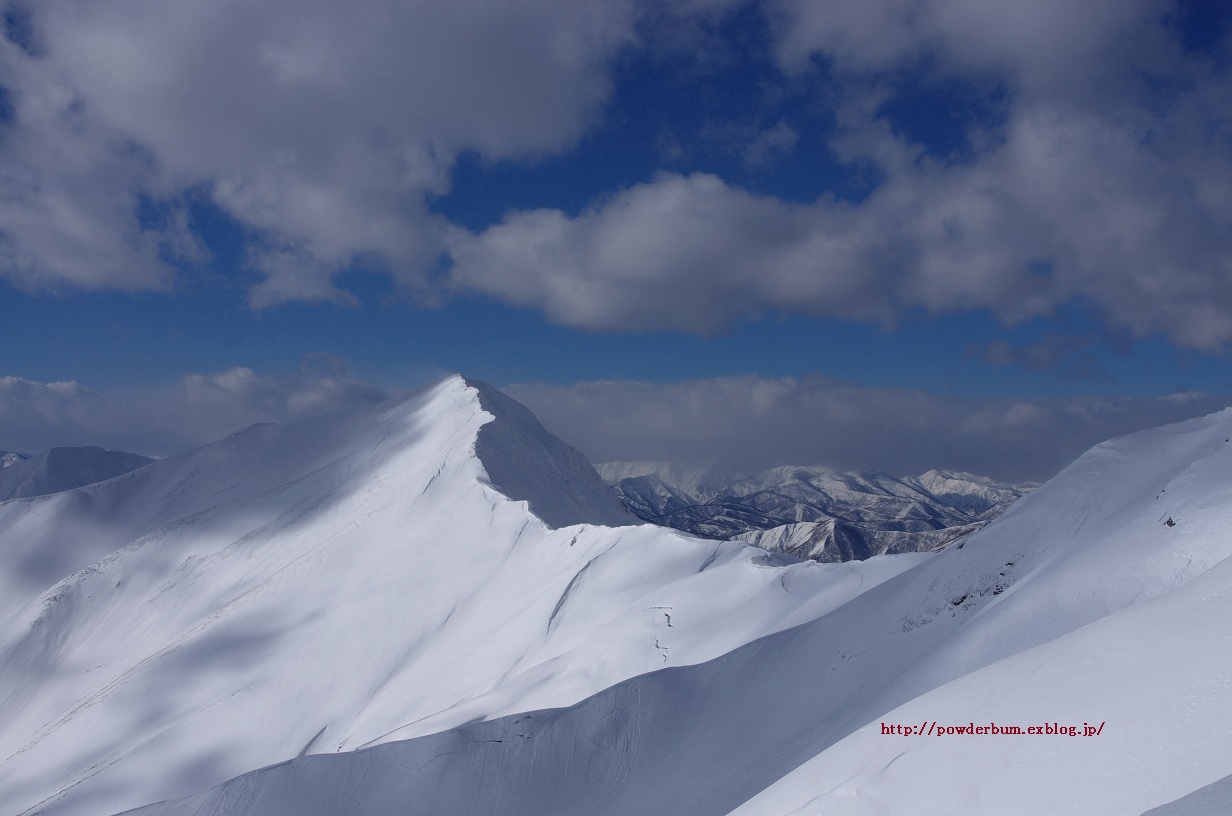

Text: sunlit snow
xmin=3 ymin=377 xmax=1230 ymax=816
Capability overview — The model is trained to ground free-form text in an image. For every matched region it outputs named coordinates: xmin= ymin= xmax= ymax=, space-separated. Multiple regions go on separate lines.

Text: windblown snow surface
xmin=0 ymin=376 xmax=923 ymax=816
xmin=114 ymin=400 xmax=1232 ymax=815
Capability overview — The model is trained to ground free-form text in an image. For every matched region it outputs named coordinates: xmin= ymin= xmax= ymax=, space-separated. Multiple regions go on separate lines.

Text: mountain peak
xmin=112 ymin=404 xmax=1232 ymax=816
xmin=0 ymin=373 xmax=891 ymax=816
xmin=0 ymin=450 xmax=30 ymax=468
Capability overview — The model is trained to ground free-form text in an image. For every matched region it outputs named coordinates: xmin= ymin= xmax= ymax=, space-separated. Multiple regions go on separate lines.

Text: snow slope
xmin=472 ymin=382 xmax=635 ymax=528
xmin=730 ymin=553 xmax=1232 ymax=816
xmin=0 ymin=376 xmax=919 ymax=816
xmin=1142 ymin=774 xmax=1232 ymax=816
xmin=124 ymin=407 xmax=1232 ymax=816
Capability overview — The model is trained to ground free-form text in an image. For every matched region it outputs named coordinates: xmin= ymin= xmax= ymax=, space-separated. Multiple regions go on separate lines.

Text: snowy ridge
xmin=0 ymin=376 xmax=919 ymax=816
xmin=120 ymin=407 xmax=1232 ymax=816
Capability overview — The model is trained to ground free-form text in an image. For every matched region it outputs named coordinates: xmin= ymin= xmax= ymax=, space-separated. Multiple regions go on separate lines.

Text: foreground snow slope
xmin=730 ymin=551 xmax=1232 ymax=816
xmin=0 ymin=376 xmax=918 ymax=816
xmin=127 ymin=408 xmax=1232 ymax=816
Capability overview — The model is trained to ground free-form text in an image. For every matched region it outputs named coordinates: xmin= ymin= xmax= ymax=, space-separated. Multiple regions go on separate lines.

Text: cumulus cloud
xmin=0 ymin=0 xmax=642 ymax=301
xmin=504 ymin=376 xmax=1232 ymax=482
xmin=3 ymin=0 xmax=1230 ymax=350
xmin=448 ymin=173 xmax=876 ymax=333
xmin=0 ymin=377 xmax=121 ymax=453
xmin=449 ymin=1 xmax=1232 ymax=349
xmin=0 ymin=40 xmax=202 ymax=293
xmin=0 ymin=358 xmax=392 ymax=456
xmin=768 ymin=0 xmax=1168 ymax=86
xmin=744 ymin=120 xmax=799 ymax=166
xmin=968 ymin=334 xmax=1108 ymax=381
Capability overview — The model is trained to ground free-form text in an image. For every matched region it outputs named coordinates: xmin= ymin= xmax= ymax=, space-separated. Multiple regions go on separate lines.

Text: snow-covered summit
xmin=125 ymin=405 xmax=1232 ymax=816
xmin=595 ymin=460 xmax=745 ymax=503
xmin=909 ymin=468 xmax=1037 ymax=516
xmin=0 ymin=450 xmax=29 ymax=468
xmin=0 ymin=375 xmax=915 ymax=816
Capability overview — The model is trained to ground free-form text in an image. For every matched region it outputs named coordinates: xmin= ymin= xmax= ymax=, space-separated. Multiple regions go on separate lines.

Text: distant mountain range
xmin=0 ymin=446 xmax=1034 ymax=566
xmin=596 ymin=462 xmax=1036 ymax=562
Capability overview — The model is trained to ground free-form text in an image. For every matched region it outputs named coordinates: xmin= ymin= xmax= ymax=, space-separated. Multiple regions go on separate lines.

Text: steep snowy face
xmin=470 ymin=380 xmax=635 ymax=528
xmin=0 ymin=446 xmax=152 ymax=501
xmin=127 ymin=407 xmax=1232 ymax=816
xmin=0 ymin=375 xmax=917 ymax=816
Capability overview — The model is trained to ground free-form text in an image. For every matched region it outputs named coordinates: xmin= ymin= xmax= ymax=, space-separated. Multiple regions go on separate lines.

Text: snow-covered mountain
xmin=732 ymin=517 xmax=987 ymax=561
xmin=0 ymin=376 xmax=920 ymax=816
xmin=0 ymin=450 xmax=30 ymax=468
xmin=119 ymin=402 xmax=1232 ymax=816
xmin=0 ymin=445 xmax=152 ymax=501
xmin=594 ymin=460 xmax=746 ymax=508
xmin=601 ymin=462 xmax=1034 ymax=561
xmin=910 ymin=467 xmax=1033 ymax=516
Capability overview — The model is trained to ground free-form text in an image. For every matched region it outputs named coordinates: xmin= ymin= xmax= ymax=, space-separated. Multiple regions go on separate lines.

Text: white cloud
xmin=0 ymin=377 xmax=116 ymax=451
xmin=3 ymin=368 xmax=1226 ymax=484
xmin=3 ymin=0 xmax=1230 ymax=351
xmin=0 ymin=37 xmax=205 ymax=292
xmin=0 ymin=0 xmax=642 ymax=301
xmin=744 ymin=120 xmax=799 ymax=166
xmin=448 ymin=1 xmax=1232 ymax=349
xmin=504 ymin=376 xmax=1232 ymax=482
xmin=767 ymin=0 xmax=1169 ymax=91
xmin=448 ymin=173 xmax=860 ymax=333
xmin=0 ymin=360 xmax=392 ymax=456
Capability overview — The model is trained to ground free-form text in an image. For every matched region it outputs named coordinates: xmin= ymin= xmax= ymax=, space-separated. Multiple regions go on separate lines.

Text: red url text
xmin=881 ymin=721 xmax=1105 ymax=737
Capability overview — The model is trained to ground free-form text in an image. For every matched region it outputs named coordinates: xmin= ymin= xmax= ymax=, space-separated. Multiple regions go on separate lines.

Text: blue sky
xmin=1 ymin=0 xmax=1230 ymax=480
